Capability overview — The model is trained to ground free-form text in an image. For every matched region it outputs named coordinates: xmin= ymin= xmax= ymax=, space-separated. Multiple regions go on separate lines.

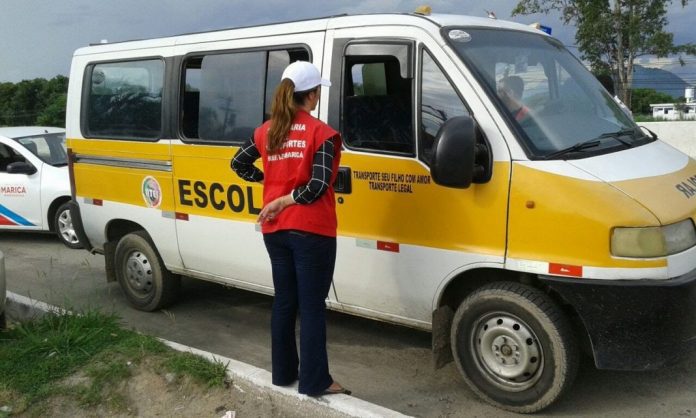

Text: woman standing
xmin=231 ymin=61 xmax=349 ymax=396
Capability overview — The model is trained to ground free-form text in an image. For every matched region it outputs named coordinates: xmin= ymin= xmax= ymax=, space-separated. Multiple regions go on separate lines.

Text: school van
xmin=65 ymin=11 xmax=696 ymax=412
xmin=0 ymin=127 xmax=81 ymax=248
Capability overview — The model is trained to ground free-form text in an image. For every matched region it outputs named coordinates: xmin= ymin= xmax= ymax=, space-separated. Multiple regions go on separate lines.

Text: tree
xmin=36 ymin=94 xmax=67 ymax=127
xmin=37 ymin=76 xmax=69 ymax=127
xmin=0 ymin=76 xmax=68 ymax=127
xmin=631 ymin=88 xmax=674 ymax=114
xmin=674 ymin=101 xmax=688 ymax=118
xmin=512 ymin=0 xmax=696 ymax=108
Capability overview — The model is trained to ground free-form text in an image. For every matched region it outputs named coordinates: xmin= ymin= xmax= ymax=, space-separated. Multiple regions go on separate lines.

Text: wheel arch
xmin=432 ymin=267 xmax=593 ymax=369
xmin=47 ymin=196 xmax=72 ymax=232
xmin=103 ymin=219 xmax=151 ymax=283
xmin=105 ymin=218 xmax=149 ymax=244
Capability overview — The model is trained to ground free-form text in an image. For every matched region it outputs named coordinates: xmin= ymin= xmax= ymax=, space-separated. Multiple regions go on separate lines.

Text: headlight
xmin=611 ymin=219 xmax=696 ymax=257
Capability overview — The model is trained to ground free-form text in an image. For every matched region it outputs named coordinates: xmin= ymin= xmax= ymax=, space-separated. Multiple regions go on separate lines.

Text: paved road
xmin=2 ymin=231 xmax=695 ymax=417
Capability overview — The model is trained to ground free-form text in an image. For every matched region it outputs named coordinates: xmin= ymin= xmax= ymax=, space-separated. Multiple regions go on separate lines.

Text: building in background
xmin=650 ymin=86 xmax=696 ymax=120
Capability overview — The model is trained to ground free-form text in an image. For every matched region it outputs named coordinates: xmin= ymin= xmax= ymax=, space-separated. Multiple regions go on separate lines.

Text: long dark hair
xmin=267 ymin=79 xmax=317 ymax=153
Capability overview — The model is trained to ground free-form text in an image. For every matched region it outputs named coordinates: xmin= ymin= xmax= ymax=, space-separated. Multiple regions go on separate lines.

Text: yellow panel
xmin=68 ymin=138 xmax=170 ymax=160
xmin=611 ymin=159 xmax=696 ymax=225
xmin=73 ymin=165 xmax=176 ymax=212
xmin=74 ymin=139 xmax=510 ymax=255
xmin=508 ymin=163 xmax=666 ymax=268
xmin=70 ymin=137 xmax=175 ymax=211
xmin=171 ymin=143 xmax=263 ymax=222
xmin=336 ymin=154 xmax=510 ymax=254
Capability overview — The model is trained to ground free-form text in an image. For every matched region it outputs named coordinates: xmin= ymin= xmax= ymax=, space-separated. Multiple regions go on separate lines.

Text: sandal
xmin=313 ymin=382 xmax=352 ymax=396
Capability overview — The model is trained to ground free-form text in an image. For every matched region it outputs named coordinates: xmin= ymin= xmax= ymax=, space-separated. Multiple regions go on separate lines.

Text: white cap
xmin=281 ymin=61 xmax=331 ymax=92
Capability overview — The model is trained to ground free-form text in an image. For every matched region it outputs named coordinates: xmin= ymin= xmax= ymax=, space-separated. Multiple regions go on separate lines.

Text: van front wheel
xmin=451 ymin=282 xmax=578 ymax=413
xmin=114 ymin=231 xmax=180 ymax=311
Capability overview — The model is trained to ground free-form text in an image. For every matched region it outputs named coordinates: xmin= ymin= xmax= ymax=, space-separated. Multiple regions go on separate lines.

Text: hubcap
xmin=125 ymin=251 xmax=153 ymax=295
xmin=472 ymin=313 xmax=543 ymax=391
xmin=58 ymin=209 xmax=79 ymax=245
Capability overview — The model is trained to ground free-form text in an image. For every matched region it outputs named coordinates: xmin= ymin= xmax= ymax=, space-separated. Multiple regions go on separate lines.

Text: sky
xmin=1 ymin=0 xmax=695 ymax=84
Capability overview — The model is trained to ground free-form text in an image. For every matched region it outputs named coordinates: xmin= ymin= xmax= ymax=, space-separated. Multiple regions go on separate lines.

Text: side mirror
xmin=431 ymin=115 xmax=492 ymax=189
xmin=6 ymin=161 xmax=37 ymax=175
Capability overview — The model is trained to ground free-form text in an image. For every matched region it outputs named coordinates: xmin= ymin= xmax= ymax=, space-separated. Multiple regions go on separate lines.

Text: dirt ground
xmin=11 ymin=359 xmax=349 ymax=418
xmin=5 ymin=354 xmax=345 ymax=418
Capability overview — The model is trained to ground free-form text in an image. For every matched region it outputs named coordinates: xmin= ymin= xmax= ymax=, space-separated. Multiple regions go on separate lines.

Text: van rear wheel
xmin=451 ymin=282 xmax=578 ymax=413
xmin=114 ymin=231 xmax=180 ymax=311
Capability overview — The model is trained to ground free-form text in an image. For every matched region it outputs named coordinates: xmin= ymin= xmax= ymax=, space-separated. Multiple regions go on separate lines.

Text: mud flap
xmin=432 ymin=305 xmax=454 ymax=369
xmin=104 ymin=240 xmax=117 ymax=282
xmin=67 ymin=200 xmax=92 ymax=251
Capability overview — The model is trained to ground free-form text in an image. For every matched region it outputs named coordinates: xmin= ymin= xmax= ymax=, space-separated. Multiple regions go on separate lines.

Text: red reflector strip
xmin=377 ymin=241 xmax=400 ymax=253
xmin=549 ymin=263 xmax=583 ymax=277
xmin=175 ymin=212 xmax=189 ymax=221
xmin=92 ymin=199 xmax=103 ymax=206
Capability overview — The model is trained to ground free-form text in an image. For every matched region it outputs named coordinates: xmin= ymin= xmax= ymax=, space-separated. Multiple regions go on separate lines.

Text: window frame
xmin=176 ymin=44 xmax=312 ymax=146
xmin=440 ymin=26 xmax=544 ymax=159
xmin=80 ymin=56 xmax=167 ymax=142
xmin=332 ymin=38 xmax=417 ymax=157
xmin=0 ymin=142 xmax=29 ymax=173
xmin=417 ymin=45 xmax=475 ymax=165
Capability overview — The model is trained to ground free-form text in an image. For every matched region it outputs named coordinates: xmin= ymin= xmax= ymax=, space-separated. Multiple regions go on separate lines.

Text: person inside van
xmin=498 ymin=75 xmax=530 ymax=121
xmin=231 ymin=61 xmax=349 ymax=397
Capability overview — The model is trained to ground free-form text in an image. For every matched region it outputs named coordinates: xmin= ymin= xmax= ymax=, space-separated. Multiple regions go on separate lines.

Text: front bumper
xmin=541 ymin=268 xmax=696 ymax=370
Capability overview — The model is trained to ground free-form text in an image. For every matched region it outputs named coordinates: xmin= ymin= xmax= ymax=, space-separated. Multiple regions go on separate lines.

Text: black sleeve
xmin=292 ymin=138 xmax=335 ymax=205
xmin=231 ymin=137 xmax=264 ymax=182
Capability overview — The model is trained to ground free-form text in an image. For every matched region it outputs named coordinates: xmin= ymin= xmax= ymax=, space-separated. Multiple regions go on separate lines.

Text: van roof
xmin=74 ymin=12 xmax=544 ymax=55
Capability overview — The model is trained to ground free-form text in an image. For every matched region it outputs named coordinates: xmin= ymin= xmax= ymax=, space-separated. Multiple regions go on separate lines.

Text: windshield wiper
xmin=541 ymin=139 xmax=602 ymax=160
xmin=541 ymin=128 xmax=640 ymax=160
xmin=594 ymin=128 xmax=637 ymax=147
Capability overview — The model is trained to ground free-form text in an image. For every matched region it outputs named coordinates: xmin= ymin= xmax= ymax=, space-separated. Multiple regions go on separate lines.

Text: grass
xmin=0 ymin=310 xmax=228 ymax=416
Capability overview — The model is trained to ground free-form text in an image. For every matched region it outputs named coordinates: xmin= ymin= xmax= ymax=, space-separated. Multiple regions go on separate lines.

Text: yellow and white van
xmin=66 ymin=11 xmax=696 ymax=413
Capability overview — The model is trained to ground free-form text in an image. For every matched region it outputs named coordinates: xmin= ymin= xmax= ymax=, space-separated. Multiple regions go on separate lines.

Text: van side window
xmin=181 ymin=48 xmax=309 ymax=144
xmin=342 ymin=50 xmax=414 ymax=154
xmin=420 ymin=50 xmax=470 ymax=164
xmin=86 ymin=60 xmax=164 ymax=140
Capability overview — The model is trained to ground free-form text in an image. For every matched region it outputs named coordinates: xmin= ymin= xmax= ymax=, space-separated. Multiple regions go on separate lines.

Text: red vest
xmin=254 ymin=110 xmax=342 ymax=237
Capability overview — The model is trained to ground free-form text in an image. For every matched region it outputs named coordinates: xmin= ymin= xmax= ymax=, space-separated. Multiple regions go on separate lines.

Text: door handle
xmin=334 ymin=166 xmax=352 ymax=194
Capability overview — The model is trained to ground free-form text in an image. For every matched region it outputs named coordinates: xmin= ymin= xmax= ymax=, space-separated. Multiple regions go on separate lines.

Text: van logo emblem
xmin=142 ymin=176 xmax=162 ymax=208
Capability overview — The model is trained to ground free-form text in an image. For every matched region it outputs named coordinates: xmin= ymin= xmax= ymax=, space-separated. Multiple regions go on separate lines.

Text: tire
xmin=54 ymin=202 xmax=82 ymax=249
xmin=114 ymin=231 xmax=180 ymax=311
xmin=451 ymin=282 xmax=579 ymax=413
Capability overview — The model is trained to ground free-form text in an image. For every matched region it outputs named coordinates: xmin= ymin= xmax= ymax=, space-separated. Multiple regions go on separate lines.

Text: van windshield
xmin=448 ymin=28 xmax=653 ymax=160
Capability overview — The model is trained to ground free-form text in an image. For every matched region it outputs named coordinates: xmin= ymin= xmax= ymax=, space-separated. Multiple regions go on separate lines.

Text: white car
xmin=0 ymin=127 xmax=81 ymax=248
xmin=0 ymin=250 xmax=5 ymax=328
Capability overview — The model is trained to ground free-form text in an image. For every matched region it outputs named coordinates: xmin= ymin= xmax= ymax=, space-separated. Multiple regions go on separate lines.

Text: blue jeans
xmin=263 ymin=230 xmax=336 ymax=395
